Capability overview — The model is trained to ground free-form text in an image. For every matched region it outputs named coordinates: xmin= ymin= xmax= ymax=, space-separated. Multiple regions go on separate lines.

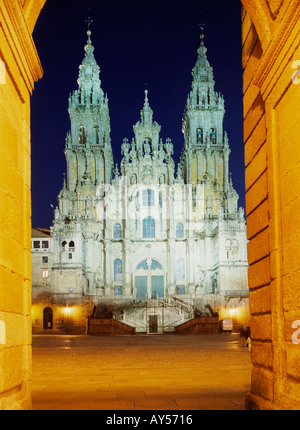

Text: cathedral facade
xmin=31 ymin=29 xmax=249 ymax=334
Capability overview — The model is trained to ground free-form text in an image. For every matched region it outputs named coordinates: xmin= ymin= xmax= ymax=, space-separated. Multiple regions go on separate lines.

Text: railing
xmin=167 ymin=296 xmax=194 ymax=317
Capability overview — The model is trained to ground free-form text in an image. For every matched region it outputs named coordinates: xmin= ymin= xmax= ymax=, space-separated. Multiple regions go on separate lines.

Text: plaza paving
xmin=32 ymin=333 xmax=252 ymax=410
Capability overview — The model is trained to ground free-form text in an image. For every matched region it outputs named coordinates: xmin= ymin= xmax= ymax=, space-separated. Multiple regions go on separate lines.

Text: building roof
xmin=31 ymin=228 xmax=51 ymax=238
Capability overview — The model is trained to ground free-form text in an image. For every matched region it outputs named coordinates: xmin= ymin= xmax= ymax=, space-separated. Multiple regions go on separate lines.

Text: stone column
xmin=0 ymin=0 xmax=43 ymax=410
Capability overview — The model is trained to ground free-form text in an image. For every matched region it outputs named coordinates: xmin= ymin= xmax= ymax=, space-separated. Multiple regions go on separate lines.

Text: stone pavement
xmin=31 ymin=333 xmax=252 ymax=410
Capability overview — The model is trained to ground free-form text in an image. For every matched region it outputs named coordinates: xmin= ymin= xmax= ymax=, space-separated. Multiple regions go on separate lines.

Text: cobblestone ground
xmin=32 ymin=333 xmax=252 ymax=410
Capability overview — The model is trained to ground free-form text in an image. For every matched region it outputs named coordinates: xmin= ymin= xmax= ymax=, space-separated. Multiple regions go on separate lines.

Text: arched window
xmin=176 ymin=258 xmax=185 ymax=281
xmin=114 ymin=258 xmax=122 ymax=281
xmin=225 ymin=239 xmax=231 ymax=250
xmin=143 ymin=216 xmax=155 ymax=238
xmin=69 ymin=241 xmax=75 ymax=252
xmin=159 ymin=192 xmax=163 ymax=208
xmin=212 ymin=278 xmax=218 ymax=293
xmin=151 ymin=259 xmax=162 ymax=270
xmin=62 ymin=241 xmax=67 ymax=251
xmin=136 ymin=259 xmax=148 ymax=270
xmin=233 ymin=239 xmax=239 ymax=250
xmin=93 ymin=125 xmax=99 ymax=144
xmin=210 ymin=128 xmax=216 ymax=144
xmin=197 ymin=128 xmax=203 ymax=144
xmin=142 ymin=189 xmax=154 ymax=206
xmin=113 ymin=223 xmax=121 ymax=239
xmin=176 ymin=222 xmax=184 ymax=238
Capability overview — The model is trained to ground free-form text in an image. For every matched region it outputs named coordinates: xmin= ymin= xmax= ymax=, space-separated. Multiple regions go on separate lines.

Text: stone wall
xmin=31 ymin=293 xmax=95 ymax=334
xmin=242 ymin=0 xmax=300 ymax=409
xmin=89 ymin=318 xmax=136 ymax=336
xmin=174 ymin=317 xmax=219 ymax=334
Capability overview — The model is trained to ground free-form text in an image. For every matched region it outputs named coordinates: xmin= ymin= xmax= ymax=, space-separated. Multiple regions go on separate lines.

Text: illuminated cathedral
xmin=31 ymin=28 xmax=248 ymax=334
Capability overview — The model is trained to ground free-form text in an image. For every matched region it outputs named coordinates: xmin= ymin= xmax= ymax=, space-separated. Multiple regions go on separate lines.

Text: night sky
xmin=31 ymin=0 xmax=244 ymax=228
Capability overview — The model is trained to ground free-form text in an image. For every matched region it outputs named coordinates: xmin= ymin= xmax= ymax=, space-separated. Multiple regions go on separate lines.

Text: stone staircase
xmin=114 ymin=297 xmax=195 ymax=334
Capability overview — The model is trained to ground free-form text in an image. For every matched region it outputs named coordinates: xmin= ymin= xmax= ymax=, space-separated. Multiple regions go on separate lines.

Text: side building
xmin=31 ymin=228 xmax=53 ymax=330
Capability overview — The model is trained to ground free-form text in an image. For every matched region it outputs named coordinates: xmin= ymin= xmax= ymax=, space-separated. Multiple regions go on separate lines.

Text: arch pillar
xmin=241 ymin=0 xmax=300 ymax=410
xmin=0 ymin=0 xmax=43 ymax=409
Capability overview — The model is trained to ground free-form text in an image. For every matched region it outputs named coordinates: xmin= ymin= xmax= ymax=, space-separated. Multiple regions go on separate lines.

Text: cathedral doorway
xmin=134 ymin=259 xmax=164 ymax=299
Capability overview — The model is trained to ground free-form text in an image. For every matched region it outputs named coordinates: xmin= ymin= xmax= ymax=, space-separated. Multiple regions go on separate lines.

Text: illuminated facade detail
xmin=32 ymin=29 xmax=248 ymax=334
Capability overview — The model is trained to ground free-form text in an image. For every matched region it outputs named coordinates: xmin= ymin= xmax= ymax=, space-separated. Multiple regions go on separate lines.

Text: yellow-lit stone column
xmin=242 ymin=0 xmax=300 ymax=410
xmin=0 ymin=0 xmax=43 ymax=409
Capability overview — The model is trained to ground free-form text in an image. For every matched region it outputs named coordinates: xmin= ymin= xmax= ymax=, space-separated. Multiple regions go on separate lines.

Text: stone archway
xmin=1 ymin=0 xmax=300 ymax=410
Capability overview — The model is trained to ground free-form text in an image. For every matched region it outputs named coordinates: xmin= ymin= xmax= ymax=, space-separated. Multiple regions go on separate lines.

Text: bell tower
xmin=65 ymin=25 xmax=114 ymax=193
xmin=181 ymin=30 xmax=230 ymax=195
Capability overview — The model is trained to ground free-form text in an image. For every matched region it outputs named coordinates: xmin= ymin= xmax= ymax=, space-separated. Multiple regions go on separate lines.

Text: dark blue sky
xmin=31 ymin=0 xmax=244 ymax=228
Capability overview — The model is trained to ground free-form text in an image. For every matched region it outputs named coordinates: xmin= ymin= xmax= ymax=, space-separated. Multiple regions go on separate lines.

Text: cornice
xmin=0 ymin=0 xmax=43 ymax=99
xmin=252 ymin=1 xmax=300 ymax=100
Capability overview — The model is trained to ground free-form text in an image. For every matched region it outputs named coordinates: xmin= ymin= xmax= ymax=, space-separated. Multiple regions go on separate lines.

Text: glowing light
xmin=64 ymin=306 xmax=71 ymax=315
xmin=229 ymin=308 xmax=236 ymax=316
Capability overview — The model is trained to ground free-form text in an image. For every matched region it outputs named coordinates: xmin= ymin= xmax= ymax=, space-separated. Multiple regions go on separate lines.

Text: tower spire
xmin=192 ymin=26 xmax=214 ymax=86
xmin=181 ymin=28 xmax=227 ymax=187
xmin=65 ymin=21 xmax=114 ymax=191
xmin=75 ymin=20 xmax=104 ymax=104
